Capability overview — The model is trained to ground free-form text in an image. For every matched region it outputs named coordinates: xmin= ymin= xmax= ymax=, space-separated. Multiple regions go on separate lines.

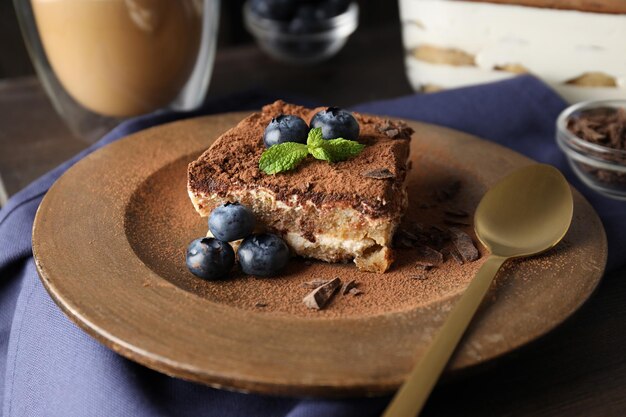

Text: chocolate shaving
xmin=385 ymin=128 xmax=400 ymax=138
xmin=446 ymin=248 xmax=465 ymax=265
xmin=342 ymin=279 xmax=358 ymax=295
xmin=394 ymin=228 xmax=426 ymax=249
xmin=376 ymin=119 xmax=414 ymax=139
xmin=362 ymin=168 xmax=395 ymax=180
xmin=431 ymin=225 xmax=448 ymax=234
xmin=449 ymin=227 xmax=480 ymax=262
xmin=567 ymin=107 xmax=626 ymax=150
xmin=408 ymin=221 xmax=426 ymax=234
xmin=410 ymin=272 xmax=429 ymax=280
xmin=396 ymin=237 xmax=417 ymax=249
xmin=566 ymin=106 xmax=626 ymax=186
xmin=398 ymin=228 xmax=420 ymax=242
xmin=303 ymin=277 xmax=341 ymax=310
xmin=348 ymin=288 xmax=363 ymax=296
xmin=425 ymin=225 xmax=449 ymax=249
xmin=301 ymin=279 xmax=330 ymax=289
xmin=578 ymin=121 xmax=605 ymax=142
xmin=434 ymin=181 xmax=462 ymax=202
xmin=401 ymin=223 xmax=448 ymax=249
xmin=255 ymin=302 xmax=268 ymax=308
xmin=444 ymin=208 xmax=468 ymax=218
xmin=414 ymin=244 xmax=444 ymax=266
xmin=444 ymin=219 xmax=471 ymax=227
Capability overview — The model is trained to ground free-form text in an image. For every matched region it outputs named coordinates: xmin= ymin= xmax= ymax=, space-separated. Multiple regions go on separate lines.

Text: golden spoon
xmin=382 ymin=164 xmax=573 ymax=417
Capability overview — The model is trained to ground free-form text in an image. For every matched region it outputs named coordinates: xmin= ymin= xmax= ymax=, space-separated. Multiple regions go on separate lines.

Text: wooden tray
xmin=32 ymin=112 xmax=607 ymax=397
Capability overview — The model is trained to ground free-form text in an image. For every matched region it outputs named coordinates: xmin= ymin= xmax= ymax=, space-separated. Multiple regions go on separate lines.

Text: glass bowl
xmin=243 ymin=1 xmax=358 ymax=65
xmin=556 ymin=100 xmax=626 ymax=200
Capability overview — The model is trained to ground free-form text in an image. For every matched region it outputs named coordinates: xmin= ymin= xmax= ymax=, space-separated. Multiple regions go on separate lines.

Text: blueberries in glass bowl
xmin=249 ymin=0 xmax=350 ymax=24
xmin=249 ymin=0 xmax=299 ymax=21
xmin=244 ymin=0 xmax=358 ymax=64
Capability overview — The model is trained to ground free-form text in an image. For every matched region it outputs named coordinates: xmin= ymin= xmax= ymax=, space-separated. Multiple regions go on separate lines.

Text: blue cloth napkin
xmin=1 ymin=76 xmax=623 ymax=417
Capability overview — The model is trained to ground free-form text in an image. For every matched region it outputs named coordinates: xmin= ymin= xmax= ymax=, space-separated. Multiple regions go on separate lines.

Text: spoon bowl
xmin=475 ymin=164 xmax=574 ymax=258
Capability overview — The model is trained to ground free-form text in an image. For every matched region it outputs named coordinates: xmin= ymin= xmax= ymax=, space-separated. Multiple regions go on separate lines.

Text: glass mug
xmin=14 ymin=0 xmax=220 ymax=141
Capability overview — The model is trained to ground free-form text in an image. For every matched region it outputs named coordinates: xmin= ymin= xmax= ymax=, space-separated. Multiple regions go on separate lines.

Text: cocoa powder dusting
xmin=187 ymin=100 xmax=412 ymax=218
xmin=126 ymin=151 xmax=494 ymax=319
xmin=125 ymin=116 xmax=576 ymax=320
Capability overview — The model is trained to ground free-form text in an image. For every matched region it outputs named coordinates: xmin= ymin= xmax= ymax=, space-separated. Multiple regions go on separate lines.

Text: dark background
xmin=1 ymin=2 xmax=626 ymax=417
xmin=0 ymin=1 xmax=401 ymax=80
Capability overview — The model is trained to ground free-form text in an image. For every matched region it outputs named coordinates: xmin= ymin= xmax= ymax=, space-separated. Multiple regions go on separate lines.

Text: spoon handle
xmin=382 ymin=255 xmax=507 ymax=417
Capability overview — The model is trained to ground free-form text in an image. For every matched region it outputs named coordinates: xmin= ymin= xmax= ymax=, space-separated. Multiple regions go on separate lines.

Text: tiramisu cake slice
xmin=399 ymin=0 xmax=626 ymax=103
xmin=187 ymin=100 xmax=413 ymax=273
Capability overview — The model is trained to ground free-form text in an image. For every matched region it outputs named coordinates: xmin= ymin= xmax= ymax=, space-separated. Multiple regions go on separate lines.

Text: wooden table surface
xmin=1 ymin=26 xmax=625 ymax=417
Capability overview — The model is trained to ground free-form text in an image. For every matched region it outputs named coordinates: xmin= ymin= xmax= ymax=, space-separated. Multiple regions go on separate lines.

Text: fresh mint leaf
xmin=306 ymin=127 xmax=365 ymax=162
xmin=306 ymin=127 xmax=325 ymax=149
xmin=308 ymin=144 xmax=334 ymax=162
xmin=318 ymin=138 xmax=365 ymax=162
xmin=259 ymin=142 xmax=308 ymax=174
xmin=259 ymin=127 xmax=366 ymax=175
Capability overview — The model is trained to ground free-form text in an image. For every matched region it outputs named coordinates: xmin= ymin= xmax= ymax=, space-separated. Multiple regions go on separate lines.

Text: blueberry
xmin=288 ymin=17 xmax=317 ymax=34
xmin=249 ymin=0 xmax=296 ymax=21
xmin=310 ymin=107 xmax=360 ymax=141
xmin=186 ymin=238 xmax=235 ymax=280
xmin=208 ymin=202 xmax=256 ymax=242
xmin=295 ymin=4 xmax=316 ymax=21
xmin=263 ymin=114 xmax=309 ymax=147
xmin=288 ymin=5 xmax=318 ymax=33
xmin=238 ymin=233 xmax=290 ymax=277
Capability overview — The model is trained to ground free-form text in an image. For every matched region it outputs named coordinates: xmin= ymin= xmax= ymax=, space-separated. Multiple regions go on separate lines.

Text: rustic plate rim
xmin=32 ymin=111 xmax=608 ymax=397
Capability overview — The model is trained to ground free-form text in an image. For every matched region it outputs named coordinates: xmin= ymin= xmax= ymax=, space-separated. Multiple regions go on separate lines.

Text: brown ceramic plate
xmin=32 ymin=112 xmax=607 ymax=397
